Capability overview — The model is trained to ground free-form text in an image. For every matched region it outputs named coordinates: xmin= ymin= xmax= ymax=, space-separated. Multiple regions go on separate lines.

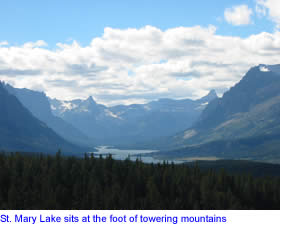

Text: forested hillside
xmin=0 ymin=151 xmax=279 ymax=210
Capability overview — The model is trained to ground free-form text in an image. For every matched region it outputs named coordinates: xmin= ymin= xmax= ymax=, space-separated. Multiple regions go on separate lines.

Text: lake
xmin=94 ymin=146 xmax=189 ymax=164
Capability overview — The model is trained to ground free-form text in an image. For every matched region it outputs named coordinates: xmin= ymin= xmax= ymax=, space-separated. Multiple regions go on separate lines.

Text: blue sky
xmin=0 ymin=0 xmax=280 ymax=105
xmin=0 ymin=0 xmax=276 ymax=46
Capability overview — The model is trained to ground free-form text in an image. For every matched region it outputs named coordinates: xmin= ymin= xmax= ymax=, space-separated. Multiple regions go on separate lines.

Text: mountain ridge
xmin=49 ymin=89 xmax=218 ymax=145
xmin=4 ymin=84 xmax=94 ymax=147
xmin=150 ymin=64 xmax=280 ymax=162
xmin=0 ymin=82 xmax=85 ymax=154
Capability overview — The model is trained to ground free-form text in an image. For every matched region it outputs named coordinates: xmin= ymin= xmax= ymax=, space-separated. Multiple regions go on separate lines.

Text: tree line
xmin=0 ymin=151 xmax=279 ymax=209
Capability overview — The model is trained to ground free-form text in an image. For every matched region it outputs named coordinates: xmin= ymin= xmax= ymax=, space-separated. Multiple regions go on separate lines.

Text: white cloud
xmin=224 ymin=5 xmax=253 ymax=26
xmin=0 ymin=25 xmax=280 ymax=106
xmin=256 ymin=0 xmax=280 ymax=28
xmin=0 ymin=41 xmax=8 ymax=46
xmin=23 ymin=40 xmax=48 ymax=48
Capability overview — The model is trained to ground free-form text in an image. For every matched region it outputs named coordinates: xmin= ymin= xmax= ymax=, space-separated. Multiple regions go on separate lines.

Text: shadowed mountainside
xmin=0 ymin=82 xmax=85 ymax=154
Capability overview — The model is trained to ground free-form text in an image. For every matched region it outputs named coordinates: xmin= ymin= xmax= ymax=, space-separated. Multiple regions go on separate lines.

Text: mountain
xmin=153 ymin=64 xmax=280 ymax=162
xmin=50 ymin=96 xmax=116 ymax=144
xmin=4 ymin=84 xmax=93 ymax=147
xmin=49 ymin=90 xmax=217 ymax=145
xmin=0 ymin=82 xmax=85 ymax=153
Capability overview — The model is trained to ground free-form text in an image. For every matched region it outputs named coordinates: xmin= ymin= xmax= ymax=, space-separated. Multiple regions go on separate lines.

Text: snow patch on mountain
xmin=259 ymin=66 xmax=270 ymax=72
xmin=61 ymin=101 xmax=78 ymax=111
xmin=105 ymin=109 xmax=122 ymax=119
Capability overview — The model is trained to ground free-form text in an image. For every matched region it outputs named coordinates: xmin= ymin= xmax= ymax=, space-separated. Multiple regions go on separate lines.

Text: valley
xmin=0 ymin=64 xmax=280 ymax=163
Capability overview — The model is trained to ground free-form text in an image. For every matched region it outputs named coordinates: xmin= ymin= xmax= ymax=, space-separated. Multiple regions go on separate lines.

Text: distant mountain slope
xmin=49 ymin=90 xmax=217 ymax=145
xmin=171 ymin=64 xmax=279 ymax=145
xmin=4 ymin=84 xmax=93 ymax=147
xmin=153 ymin=64 xmax=280 ymax=162
xmin=154 ymin=133 xmax=279 ymax=163
xmin=0 ymin=83 xmax=84 ymax=153
xmin=195 ymin=64 xmax=279 ymax=131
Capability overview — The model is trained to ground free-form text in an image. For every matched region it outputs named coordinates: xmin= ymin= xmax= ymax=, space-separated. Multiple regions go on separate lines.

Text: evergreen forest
xmin=0 ymin=151 xmax=279 ymax=210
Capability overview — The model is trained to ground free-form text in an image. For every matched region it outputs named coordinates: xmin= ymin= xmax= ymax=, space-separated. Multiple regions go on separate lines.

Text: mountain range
xmin=0 ymin=64 xmax=280 ymax=163
xmin=49 ymin=89 xmax=217 ymax=145
xmin=152 ymin=64 xmax=280 ymax=162
xmin=0 ymin=82 xmax=84 ymax=153
xmin=1 ymin=80 xmax=218 ymax=152
xmin=4 ymin=84 xmax=94 ymax=147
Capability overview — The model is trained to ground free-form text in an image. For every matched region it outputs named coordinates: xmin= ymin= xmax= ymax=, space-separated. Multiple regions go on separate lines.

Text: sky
xmin=0 ymin=0 xmax=280 ymax=105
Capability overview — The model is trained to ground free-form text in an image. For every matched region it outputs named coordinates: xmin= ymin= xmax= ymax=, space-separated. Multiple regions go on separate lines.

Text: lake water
xmin=94 ymin=146 xmax=189 ymax=164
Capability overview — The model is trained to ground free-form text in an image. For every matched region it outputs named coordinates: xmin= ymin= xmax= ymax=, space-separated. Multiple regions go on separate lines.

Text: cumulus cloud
xmin=0 ymin=41 xmax=9 ymax=46
xmin=256 ymin=0 xmax=280 ymax=28
xmin=224 ymin=5 xmax=253 ymax=26
xmin=0 ymin=25 xmax=280 ymax=106
xmin=23 ymin=40 xmax=48 ymax=48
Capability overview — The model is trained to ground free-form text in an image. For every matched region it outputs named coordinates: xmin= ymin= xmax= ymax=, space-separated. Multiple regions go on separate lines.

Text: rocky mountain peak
xmin=199 ymin=89 xmax=218 ymax=102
